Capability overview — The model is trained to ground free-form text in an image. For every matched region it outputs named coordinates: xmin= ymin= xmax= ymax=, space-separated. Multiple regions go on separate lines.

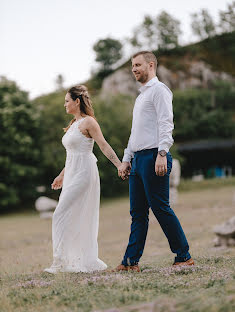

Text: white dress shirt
xmin=122 ymin=76 xmax=174 ymax=163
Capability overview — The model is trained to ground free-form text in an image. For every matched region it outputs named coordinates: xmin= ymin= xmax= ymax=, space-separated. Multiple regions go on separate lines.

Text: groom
xmin=115 ymin=51 xmax=194 ymax=272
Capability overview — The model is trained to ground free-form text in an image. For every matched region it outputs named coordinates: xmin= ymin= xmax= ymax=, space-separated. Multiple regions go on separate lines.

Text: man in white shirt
xmin=114 ymin=51 xmax=194 ymax=272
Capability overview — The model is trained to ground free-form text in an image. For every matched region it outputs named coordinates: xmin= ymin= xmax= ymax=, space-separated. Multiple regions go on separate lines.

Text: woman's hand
xmin=51 ymin=174 xmax=64 ymax=190
xmin=118 ymin=162 xmax=131 ymax=180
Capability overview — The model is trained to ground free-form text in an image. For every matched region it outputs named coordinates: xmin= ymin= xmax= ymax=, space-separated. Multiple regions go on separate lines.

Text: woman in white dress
xmin=44 ymin=85 xmax=123 ymax=274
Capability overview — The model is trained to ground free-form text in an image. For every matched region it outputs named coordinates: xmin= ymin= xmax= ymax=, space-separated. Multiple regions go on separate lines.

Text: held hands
xmin=155 ymin=154 xmax=167 ymax=176
xmin=51 ymin=174 xmax=64 ymax=190
xmin=118 ymin=162 xmax=131 ymax=180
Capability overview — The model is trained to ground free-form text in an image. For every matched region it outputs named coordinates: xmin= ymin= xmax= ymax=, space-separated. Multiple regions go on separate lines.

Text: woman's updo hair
xmin=63 ymin=85 xmax=95 ymax=132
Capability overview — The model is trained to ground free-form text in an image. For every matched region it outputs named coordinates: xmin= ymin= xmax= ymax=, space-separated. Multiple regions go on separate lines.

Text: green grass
xmin=0 ymin=185 xmax=235 ymax=312
xmin=179 ymin=176 xmax=235 ymax=192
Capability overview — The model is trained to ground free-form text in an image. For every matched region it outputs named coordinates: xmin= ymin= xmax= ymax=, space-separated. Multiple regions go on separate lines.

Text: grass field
xmin=0 ymin=181 xmax=235 ymax=312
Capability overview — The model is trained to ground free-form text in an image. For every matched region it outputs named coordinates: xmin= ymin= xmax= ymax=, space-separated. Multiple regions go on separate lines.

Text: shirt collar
xmin=139 ymin=76 xmax=159 ymax=93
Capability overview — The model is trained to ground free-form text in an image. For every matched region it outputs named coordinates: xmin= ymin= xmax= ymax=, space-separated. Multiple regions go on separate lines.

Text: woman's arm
xmin=86 ymin=117 xmax=121 ymax=169
xmin=59 ymin=168 xmax=65 ymax=177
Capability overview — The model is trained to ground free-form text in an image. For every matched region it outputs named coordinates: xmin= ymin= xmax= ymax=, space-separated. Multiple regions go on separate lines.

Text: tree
xmin=55 ymin=74 xmax=65 ymax=91
xmin=173 ymin=84 xmax=235 ymax=142
xmin=93 ymin=38 xmax=123 ymax=71
xmin=128 ymin=28 xmax=142 ymax=50
xmin=219 ymin=1 xmax=235 ymax=33
xmin=0 ymin=77 xmax=42 ymax=210
xmin=128 ymin=15 xmax=157 ymax=51
xmin=156 ymin=11 xmax=182 ymax=50
xmin=191 ymin=9 xmax=216 ymax=40
xmin=128 ymin=12 xmax=181 ymax=51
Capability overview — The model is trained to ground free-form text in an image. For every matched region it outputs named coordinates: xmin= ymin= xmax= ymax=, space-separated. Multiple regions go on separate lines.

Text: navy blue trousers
xmin=122 ymin=148 xmax=191 ymax=265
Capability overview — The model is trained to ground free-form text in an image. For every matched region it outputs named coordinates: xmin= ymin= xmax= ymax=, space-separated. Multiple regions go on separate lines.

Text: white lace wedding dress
xmin=44 ymin=117 xmax=107 ymax=273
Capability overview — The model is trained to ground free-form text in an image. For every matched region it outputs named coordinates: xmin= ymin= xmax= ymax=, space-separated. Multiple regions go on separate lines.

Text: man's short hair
xmin=132 ymin=51 xmax=157 ymax=69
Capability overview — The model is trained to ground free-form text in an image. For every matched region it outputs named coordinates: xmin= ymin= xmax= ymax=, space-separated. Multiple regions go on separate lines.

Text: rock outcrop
xmin=101 ymin=67 xmax=141 ymax=98
xmin=100 ymin=61 xmax=234 ymax=97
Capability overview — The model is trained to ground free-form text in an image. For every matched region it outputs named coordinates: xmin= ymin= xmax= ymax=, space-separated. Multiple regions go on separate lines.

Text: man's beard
xmin=137 ymin=71 xmax=149 ymax=83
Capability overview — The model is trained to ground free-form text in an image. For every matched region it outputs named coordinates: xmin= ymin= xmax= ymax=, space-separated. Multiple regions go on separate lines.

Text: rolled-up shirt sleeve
xmin=153 ymin=85 xmax=174 ymax=153
xmin=122 ymin=135 xmax=134 ymax=162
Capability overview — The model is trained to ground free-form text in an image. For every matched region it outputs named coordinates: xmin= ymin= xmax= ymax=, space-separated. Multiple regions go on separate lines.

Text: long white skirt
xmin=44 ymin=153 xmax=107 ymax=273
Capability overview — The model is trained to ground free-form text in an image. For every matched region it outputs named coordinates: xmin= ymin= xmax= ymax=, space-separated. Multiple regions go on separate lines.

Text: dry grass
xmin=0 ymin=185 xmax=235 ymax=312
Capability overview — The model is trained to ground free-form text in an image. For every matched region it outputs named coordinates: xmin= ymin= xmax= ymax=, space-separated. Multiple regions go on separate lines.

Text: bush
xmin=173 ymin=83 xmax=235 ymax=141
xmin=0 ymin=77 xmax=42 ymax=209
xmin=33 ymin=90 xmax=70 ymax=188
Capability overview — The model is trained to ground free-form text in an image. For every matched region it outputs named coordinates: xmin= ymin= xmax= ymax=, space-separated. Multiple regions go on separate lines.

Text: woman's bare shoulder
xmin=84 ymin=116 xmax=99 ymax=127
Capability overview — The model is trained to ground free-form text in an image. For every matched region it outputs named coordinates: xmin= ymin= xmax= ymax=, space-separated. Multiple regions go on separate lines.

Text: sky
xmin=0 ymin=0 xmax=229 ymax=99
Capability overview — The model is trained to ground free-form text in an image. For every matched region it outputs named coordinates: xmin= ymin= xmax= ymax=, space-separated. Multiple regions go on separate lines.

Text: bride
xmin=44 ymin=85 xmax=123 ymax=273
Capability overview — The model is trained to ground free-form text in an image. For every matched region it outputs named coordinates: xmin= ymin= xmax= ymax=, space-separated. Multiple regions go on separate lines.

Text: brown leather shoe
xmin=127 ymin=265 xmax=141 ymax=272
xmin=173 ymin=258 xmax=195 ymax=266
xmin=112 ymin=264 xmax=141 ymax=272
xmin=111 ymin=264 xmax=128 ymax=272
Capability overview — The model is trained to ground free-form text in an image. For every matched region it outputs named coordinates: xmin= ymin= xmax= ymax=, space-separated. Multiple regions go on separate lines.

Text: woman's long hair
xmin=63 ymin=85 xmax=95 ymax=132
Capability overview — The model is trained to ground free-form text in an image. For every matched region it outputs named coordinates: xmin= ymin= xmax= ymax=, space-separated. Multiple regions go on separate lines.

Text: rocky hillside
xmin=100 ymin=32 xmax=235 ymax=97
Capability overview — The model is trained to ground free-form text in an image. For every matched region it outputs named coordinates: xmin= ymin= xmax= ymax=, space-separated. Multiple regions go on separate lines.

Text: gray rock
xmin=214 ymin=216 xmax=235 ymax=247
xmin=101 ymin=67 xmax=140 ymax=98
xmin=35 ymin=196 xmax=57 ymax=219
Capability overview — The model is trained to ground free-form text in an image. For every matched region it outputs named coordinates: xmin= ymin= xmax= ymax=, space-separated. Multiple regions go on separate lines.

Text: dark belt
xmin=134 ymin=147 xmax=158 ymax=156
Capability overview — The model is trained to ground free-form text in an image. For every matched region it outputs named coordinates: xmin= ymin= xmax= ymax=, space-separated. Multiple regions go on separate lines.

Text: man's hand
xmin=118 ymin=162 xmax=131 ymax=180
xmin=155 ymin=154 xmax=167 ymax=176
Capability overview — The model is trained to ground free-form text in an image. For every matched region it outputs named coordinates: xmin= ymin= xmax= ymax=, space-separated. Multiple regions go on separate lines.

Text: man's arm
xmin=122 ymin=135 xmax=134 ymax=163
xmin=153 ymin=85 xmax=174 ymax=176
xmin=154 ymin=84 xmax=174 ymax=153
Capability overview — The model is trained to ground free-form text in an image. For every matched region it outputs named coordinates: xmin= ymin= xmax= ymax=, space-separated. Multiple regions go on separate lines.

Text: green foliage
xmin=0 ymin=77 xmax=41 ymax=209
xmin=128 ymin=11 xmax=181 ymax=51
xmin=93 ymin=37 xmax=123 ymax=71
xmin=169 ymin=144 xmax=185 ymax=165
xmin=191 ymin=9 xmax=216 ymax=40
xmin=199 ymin=31 xmax=235 ymax=76
xmin=156 ymin=11 xmax=181 ymax=50
xmin=33 ymin=90 xmax=70 ymax=188
xmin=128 ymin=15 xmax=157 ymax=51
xmin=219 ymin=1 xmax=235 ymax=33
xmin=173 ymin=83 xmax=235 ymax=141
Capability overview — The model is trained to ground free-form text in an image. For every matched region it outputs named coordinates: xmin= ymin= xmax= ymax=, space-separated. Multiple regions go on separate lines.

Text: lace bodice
xmin=62 ymin=118 xmax=94 ymax=155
